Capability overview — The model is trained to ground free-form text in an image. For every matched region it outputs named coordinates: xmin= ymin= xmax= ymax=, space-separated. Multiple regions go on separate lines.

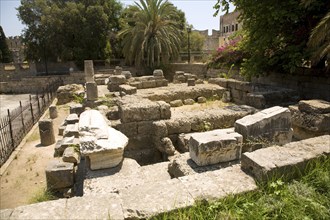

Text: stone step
xmin=241 ymin=135 xmax=330 ymax=182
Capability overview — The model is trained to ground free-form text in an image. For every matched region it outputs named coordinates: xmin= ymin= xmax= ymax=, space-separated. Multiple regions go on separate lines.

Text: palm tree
xmin=119 ymin=0 xmax=183 ymax=68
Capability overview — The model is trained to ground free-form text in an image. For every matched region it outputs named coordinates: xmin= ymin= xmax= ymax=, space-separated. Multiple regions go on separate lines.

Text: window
xmin=223 ymin=27 xmax=226 ymax=33
xmin=236 ymin=24 xmax=238 ymax=31
xmin=232 ymin=25 xmax=234 ymax=32
xmin=226 ymin=26 xmax=228 ymax=33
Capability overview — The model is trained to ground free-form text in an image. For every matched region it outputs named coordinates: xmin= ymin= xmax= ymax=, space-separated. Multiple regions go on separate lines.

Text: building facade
xmin=6 ymin=36 xmax=25 ymax=63
xmin=219 ymin=10 xmax=242 ymax=47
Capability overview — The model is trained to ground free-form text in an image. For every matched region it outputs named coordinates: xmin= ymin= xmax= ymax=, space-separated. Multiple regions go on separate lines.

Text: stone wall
xmin=252 ymin=71 xmax=330 ymax=101
xmin=0 ymin=63 xmax=37 ymax=81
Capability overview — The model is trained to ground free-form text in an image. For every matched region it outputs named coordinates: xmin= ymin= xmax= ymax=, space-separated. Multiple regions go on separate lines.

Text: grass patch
xmin=29 ymin=188 xmax=57 ymax=204
xmin=27 ymin=129 xmax=40 ymax=142
xmin=152 ymin=156 xmax=330 ymax=220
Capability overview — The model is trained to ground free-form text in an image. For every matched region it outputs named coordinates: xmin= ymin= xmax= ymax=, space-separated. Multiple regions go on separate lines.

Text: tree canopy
xmin=0 ymin=26 xmax=13 ymax=63
xmin=18 ymin=0 xmax=123 ymax=66
xmin=214 ymin=0 xmax=330 ymax=77
xmin=118 ymin=0 xmax=185 ymax=68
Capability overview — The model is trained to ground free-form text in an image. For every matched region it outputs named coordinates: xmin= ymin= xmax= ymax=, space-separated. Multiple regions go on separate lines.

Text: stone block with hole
xmin=189 ymin=128 xmax=243 ymax=166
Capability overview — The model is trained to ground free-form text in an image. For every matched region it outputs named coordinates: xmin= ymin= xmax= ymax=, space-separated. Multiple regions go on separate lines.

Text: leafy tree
xmin=0 ymin=26 xmax=13 ymax=63
xmin=213 ymin=0 xmax=329 ymax=78
xmin=18 ymin=0 xmax=123 ymax=66
xmin=180 ymin=28 xmax=205 ymax=52
xmin=119 ymin=0 xmax=184 ymax=68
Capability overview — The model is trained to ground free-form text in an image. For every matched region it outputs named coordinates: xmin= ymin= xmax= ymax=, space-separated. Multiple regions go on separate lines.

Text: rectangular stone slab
xmin=189 ymin=128 xmax=243 ymax=166
xmin=241 ymin=135 xmax=330 ymax=182
xmin=121 ymin=179 xmax=194 ymax=219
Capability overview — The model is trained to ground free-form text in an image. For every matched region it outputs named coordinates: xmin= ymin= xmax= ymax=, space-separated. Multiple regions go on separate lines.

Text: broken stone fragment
xmin=63 ymin=146 xmax=81 ymax=164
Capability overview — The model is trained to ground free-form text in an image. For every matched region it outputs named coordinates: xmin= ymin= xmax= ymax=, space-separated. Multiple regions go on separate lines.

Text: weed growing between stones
xmin=29 ymin=187 xmax=57 ymax=204
xmin=72 ymin=94 xmax=84 ymax=104
xmin=152 ymin=156 xmax=330 ymax=220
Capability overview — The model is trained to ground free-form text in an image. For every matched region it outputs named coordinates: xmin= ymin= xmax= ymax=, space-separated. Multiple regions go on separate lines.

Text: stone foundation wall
xmin=209 ymin=78 xmax=299 ymax=109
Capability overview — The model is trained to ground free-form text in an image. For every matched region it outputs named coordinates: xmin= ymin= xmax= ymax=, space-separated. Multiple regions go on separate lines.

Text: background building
xmin=219 ymin=10 xmax=242 ymax=47
xmin=7 ymin=36 xmax=25 ymax=63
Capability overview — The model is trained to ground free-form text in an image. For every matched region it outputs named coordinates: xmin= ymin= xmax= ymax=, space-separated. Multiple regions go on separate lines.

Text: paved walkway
xmin=1 ymin=135 xmax=329 ymax=219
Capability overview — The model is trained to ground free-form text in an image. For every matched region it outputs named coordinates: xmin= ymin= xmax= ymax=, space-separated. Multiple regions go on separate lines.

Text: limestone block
xmin=234 ymin=106 xmax=292 ymax=144
xmin=63 ymin=146 xmax=81 ymax=164
xmin=79 ymin=110 xmax=109 ymax=139
xmin=65 ymin=113 xmax=79 ymax=124
xmin=39 ymin=119 xmax=55 ymax=146
xmin=109 ymin=75 xmax=126 ymax=84
xmin=84 ymin=60 xmax=95 ymax=83
xmin=241 ymin=135 xmax=330 ymax=182
xmin=184 ymin=98 xmax=195 ymax=105
xmin=222 ymin=91 xmax=231 ymax=103
xmin=69 ymin=103 xmax=84 ymax=116
xmin=168 ymin=152 xmax=239 ymax=178
xmin=187 ymin=79 xmax=195 ymax=86
xmin=54 ymin=136 xmax=79 ymax=156
xmin=153 ymin=69 xmax=164 ymax=78
xmin=63 ymin=123 xmax=79 ymax=138
xmin=107 ymin=83 xmax=121 ymax=92
xmin=66 ymin=194 xmax=124 ymax=220
xmin=152 ymin=120 xmax=168 ymax=138
xmin=9 ymin=199 xmax=67 ymax=219
xmin=86 ymin=82 xmax=98 ymax=101
xmin=119 ymin=99 xmax=162 ymax=123
xmin=156 ymin=79 xmax=168 ymax=87
xmin=165 ymin=118 xmax=191 ymax=134
xmin=129 ymin=81 xmax=143 ymax=89
xmin=196 ymin=79 xmax=204 ymax=84
xmin=46 ymin=160 xmax=74 ymax=190
xmin=58 ymin=125 xmax=66 ymax=136
xmin=119 ymin=84 xmax=137 ymax=95
xmin=122 ymin=70 xmax=132 ymax=79
xmin=142 ymin=80 xmax=156 ymax=89
xmin=189 ymin=128 xmax=243 ymax=166
xmin=245 ymin=93 xmax=266 ymax=109
xmin=114 ymin=66 xmax=122 ymax=75
xmin=121 ymin=179 xmax=194 ymax=219
xmin=157 ymin=101 xmax=171 ymax=119
xmin=298 ymin=99 xmax=330 ymax=114
xmin=115 ymin=122 xmax=138 ymax=137
xmin=137 ymin=121 xmax=153 ymax=135
xmin=49 ymin=105 xmax=58 ymax=119
xmin=156 ymin=137 xmax=175 ymax=155
xmin=197 ymin=96 xmax=207 ymax=103
xmin=125 ymin=135 xmax=153 ymax=151
xmin=170 ymin=99 xmax=183 ymax=107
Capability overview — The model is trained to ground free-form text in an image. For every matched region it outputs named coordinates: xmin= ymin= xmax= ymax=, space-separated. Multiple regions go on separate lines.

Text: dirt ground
xmin=0 ymin=102 xmax=69 ymax=209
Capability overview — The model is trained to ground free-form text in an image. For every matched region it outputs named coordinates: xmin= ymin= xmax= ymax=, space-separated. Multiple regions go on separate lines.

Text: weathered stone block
xmin=79 ymin=110 xmax=108 ymax=139
xmin=170 ymin=99 xmax=183 ymax=107
xmin=152 ymin=120 xmax=168 ymax=138
xmin=119 ymin=84 xmax=137 ymax=95
xmin=129 ymin=81 xmax=142 ymax=89
xmin=189 ymin=128 xmax=243 ymax=166
xmin=165 ymin=118 xmax=191 ymax=134
xmin=187 ymin=79 xmax=195 ymax=86
xmin=114 ymin=66 xmax=122 ymax=75
xmin=54 ymin=136 xmax=79 ymax=156
xmin=121 ymin=179 xmax=194 ymax=219
xmin=115 ymin=122 xmax=137 ymax=137
xmin=137 ymin=121 xmax=153 ymax=135
xmin=142 ymin=80 xmax=156 ymax=89
xmin=84 ymin=60 xmax=94 ymax=83
xmin=39 ymin=119 xmax=55 ymax=146
xmin=298 ymin=99 xmax=330 ymax=114
xmin=46 ymin=160 xmax=74 ymax=190
xmin=197 ymin=96 xmax=207 ymax=103
xmin=157 ymin=101 xmax=171 ymax=119
xmin=49 ymin=105 xmax=58 ymax=119
xmin=184 ymin=98 xmax=195 ymax=105
xmin=122 ymin=70 xmax=132 ymax=79
xmin=109 ymin=75 xmax=126 ymax=84
xmin=65 ymin=113 xmax=79 ymax=124
xmin=235 ymin=106 xmax=292 ymax=145
xmin=222 ymin=91 xmax=231 ymax=103
xmin=69 ymin=103 xmax=84 ymax=116
xmin=86 ymin=82 xmax=98 ymax=101
xmin=156 ymin=79 xmax=168 ymax=87
xmin=153 ymin=69 xmax=164 ymax=78
xmin=241 ymin=135 xmax=330 ymax=182
xmin=62 ymin=146 xmax=81 ymax=164
xmin=63 ymin=123 xmax=79 ymax=138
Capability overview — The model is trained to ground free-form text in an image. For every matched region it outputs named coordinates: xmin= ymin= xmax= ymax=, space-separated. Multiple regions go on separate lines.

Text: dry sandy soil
xmin=0 ymin=102 xmax=69 ymax=209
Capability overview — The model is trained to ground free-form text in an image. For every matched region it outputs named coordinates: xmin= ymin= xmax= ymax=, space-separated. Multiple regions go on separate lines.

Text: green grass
xmin=29 ymin=188 xmax=57 ymax=204
xmin=152 ymin=156 xmax=330 ymax=220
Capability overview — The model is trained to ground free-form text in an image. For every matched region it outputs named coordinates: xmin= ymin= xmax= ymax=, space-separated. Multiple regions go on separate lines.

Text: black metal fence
xmin=0 ymin=80 xmax=62 ymax=167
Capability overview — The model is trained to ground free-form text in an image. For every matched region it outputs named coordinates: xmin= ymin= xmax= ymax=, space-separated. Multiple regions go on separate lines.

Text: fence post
xmin=29 ymin=95 xmax=34 ymax=124
xmin=20 ymin=101 xmax=26 ymax=134
xmin=7 ymin=109 xmax=14 ymax=149
xmin=37 ymin=92 xmax=41 ymax=116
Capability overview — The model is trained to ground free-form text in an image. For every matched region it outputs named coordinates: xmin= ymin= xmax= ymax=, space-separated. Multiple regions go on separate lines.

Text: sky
xmin=0 ymin=0 xmax=234 ymax=37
